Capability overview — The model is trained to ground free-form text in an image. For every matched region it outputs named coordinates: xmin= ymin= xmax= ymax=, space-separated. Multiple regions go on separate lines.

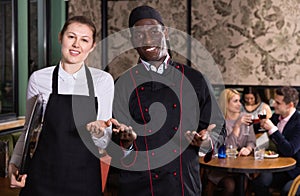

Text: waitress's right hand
xmin=8 ymin=163 xmax=27 ymax=188
xmin=86 ymin=120 xmax=109 ymax=138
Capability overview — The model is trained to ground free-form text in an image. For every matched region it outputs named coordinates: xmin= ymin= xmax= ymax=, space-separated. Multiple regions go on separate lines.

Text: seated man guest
xmin=253 ymin=86 xmax=300 ymax=196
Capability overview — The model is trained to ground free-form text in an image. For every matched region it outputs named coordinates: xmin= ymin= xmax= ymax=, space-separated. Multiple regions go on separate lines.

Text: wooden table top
xmin=199 ymin=155 xmax=296 ymax=173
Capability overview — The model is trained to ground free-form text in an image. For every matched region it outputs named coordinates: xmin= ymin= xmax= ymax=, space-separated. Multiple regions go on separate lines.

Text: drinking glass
xmin=258 ymin=109 xmax=267 ymax=120
xmin=254 ymin=146 xmax=265 ymax=160
xmin=252 ymin=113 xmax=260 ymax=124
xmin=227 ymin=144 xmax=237 ymax=158
xmin=244 ymin=114 xmax=254 ymax=135
xmin=258 ymin=109 xmax=267 ymax=132
xmin=204 ymin=138 xmax=214 ymax=163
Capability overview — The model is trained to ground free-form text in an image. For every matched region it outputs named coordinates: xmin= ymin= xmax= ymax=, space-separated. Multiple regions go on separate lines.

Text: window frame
xmin=0 ymin=0 xmax=18 ymax=121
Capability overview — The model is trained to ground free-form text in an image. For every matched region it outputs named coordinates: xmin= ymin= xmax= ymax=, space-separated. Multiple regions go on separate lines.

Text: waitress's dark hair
xmin=242 ymin=87 xmax=261 ymax=105
xmin=60 ymin=15 xmax=97 ymax=44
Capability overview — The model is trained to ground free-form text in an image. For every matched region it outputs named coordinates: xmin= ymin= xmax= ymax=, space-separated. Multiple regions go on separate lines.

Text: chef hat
xmin=129 ymin=5 xmax=164 ymax=27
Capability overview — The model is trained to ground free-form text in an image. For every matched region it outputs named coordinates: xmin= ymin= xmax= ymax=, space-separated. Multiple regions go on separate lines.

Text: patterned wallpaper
xmin=193 ymin=0 xmax=300 ymax=86
xmin=69 ymin=0 xmax=300 ymax=86
xmin=68 ymin=0 xmax=103 ymax=73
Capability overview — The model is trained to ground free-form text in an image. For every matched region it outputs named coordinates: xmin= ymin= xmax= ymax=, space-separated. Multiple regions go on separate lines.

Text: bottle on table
xmin=218 ymin=144 xmax=226 ymax=159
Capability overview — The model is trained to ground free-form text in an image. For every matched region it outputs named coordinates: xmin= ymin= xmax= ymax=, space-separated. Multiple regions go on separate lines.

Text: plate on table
xmin=264 ymin=150 xmax=279 ymax=158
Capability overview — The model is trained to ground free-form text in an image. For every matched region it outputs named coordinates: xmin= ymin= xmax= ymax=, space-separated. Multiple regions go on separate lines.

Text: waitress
xmin=8 ymin=15 xmax=114 ymax=196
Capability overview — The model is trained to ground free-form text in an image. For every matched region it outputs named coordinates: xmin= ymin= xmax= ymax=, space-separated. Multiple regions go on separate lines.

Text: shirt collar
xmin=58 ymin=62 xmax=85 ymax=81
xmin=279 ymin=108 xmax=296 ymax=122
xmin=140 ymin=53 xmax=170 ymax=74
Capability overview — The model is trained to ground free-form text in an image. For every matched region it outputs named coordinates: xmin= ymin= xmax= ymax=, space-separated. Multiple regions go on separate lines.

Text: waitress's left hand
xmin=86 ymin=120 xmax=109 ymax=138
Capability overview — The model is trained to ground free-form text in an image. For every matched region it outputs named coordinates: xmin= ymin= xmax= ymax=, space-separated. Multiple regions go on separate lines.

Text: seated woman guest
xmin=207 ymin=89 xmax=256 ymax=196
xmin=241 ymin=87 xmax=272 ymax=133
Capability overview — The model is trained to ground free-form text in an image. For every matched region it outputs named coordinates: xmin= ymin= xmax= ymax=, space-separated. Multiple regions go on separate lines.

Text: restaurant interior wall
xmin=2 ymin=0 xmax=299 ymax=121
xmin=69 ymin=0 xmax=300 ymax=89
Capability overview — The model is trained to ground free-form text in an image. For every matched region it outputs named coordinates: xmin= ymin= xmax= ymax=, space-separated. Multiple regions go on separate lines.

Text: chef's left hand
xmin=185 ymin=124 xmax=216 ymax=147
xmin=110 ymin=118 xmax=137 ymax=149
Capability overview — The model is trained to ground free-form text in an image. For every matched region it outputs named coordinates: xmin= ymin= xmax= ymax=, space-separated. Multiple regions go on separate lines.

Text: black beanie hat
xmin=129 ymin=5 xmax=164 ymax=27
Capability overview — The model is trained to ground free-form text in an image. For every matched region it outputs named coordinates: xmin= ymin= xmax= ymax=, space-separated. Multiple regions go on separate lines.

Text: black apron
xmin=20 ymin=65 xmax=102 ymax=196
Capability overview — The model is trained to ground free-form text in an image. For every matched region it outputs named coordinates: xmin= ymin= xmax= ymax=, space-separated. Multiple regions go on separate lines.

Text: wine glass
xmin=244 ymin=114 xmax=254 ymax=135
xmin=258 ymin=109 xmax=267 ymax=120
xmin=258 ymin=109 xmax=267 ymax=131
xmin=252 ymin=113 xmax=260 ymax=124
xmin=204 ymin=138 xmax=214 ymax=163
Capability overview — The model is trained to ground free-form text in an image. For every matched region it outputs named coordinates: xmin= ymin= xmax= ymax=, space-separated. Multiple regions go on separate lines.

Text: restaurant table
xmin=199 ymin=155 xmax=296 ymax=196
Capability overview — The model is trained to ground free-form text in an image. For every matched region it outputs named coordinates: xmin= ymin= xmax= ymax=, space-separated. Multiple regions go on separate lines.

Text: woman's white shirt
xmin=10 ymin=64 xmax=114 ymax=166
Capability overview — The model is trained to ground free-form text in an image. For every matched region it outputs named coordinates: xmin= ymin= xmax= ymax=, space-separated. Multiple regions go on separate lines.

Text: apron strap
xmin=52 ymin=65 xmax=59 ymax=95
xmin=84 ymin=65 xmax=95 ymax=98
xmin=52 ymin=64 xmax=95 ymax=97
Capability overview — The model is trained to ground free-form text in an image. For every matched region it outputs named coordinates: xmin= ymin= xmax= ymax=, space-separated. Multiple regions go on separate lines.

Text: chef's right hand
xmin=9 ymin=163 xmax=27 ymax=188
